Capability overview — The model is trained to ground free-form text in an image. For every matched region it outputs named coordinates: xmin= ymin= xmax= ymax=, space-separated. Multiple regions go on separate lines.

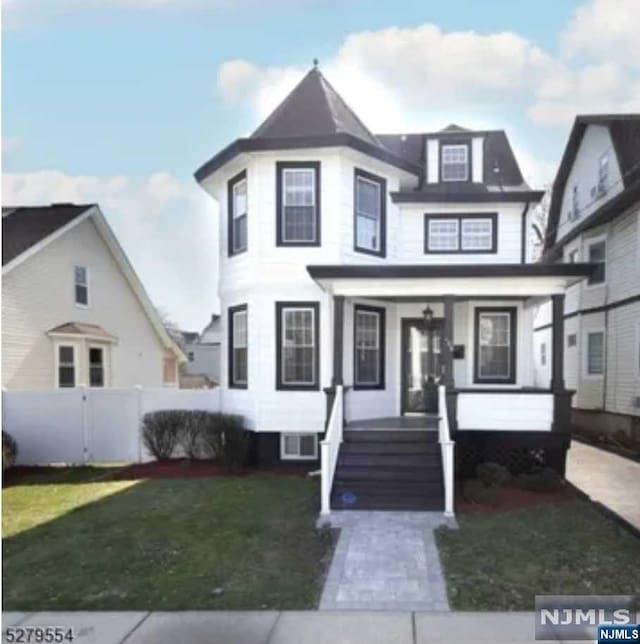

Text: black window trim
xmin=424 ymin=213 xmax=498 ymax=254
xmin=228 ymin=303 xmax=248 ymax=389
xmin=353 ymin=304 xmax=386 ymax=390
xmin=227 ymin=169 xmax=248 ymax=257
xmin=439 ymin=138 xmax=472 ymax=184
xmin=276 ymin=161 xmax=321 ymax=247
xmin=276 ymin=301 xmax=320 ymax=391
xmin=353 ymin=167 xmax=387 ymax=258
xmin=473 ymin=306 xmax=517 ymax=385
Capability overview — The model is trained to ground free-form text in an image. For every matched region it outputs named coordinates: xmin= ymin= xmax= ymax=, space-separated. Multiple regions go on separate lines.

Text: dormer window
xmin=441 ymin=144 xmax=469 ymax=182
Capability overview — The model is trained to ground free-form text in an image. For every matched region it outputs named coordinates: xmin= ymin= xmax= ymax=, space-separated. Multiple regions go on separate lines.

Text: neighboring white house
xmin=194 ymin=65 xmax=594 ymax=512
xmin=2 ymin=204 xmax=186 ymax=389
xmin=181 ymin=313 xmax=222 ymax=386
xmin=533 ymin=115 xmax=640 ymax=439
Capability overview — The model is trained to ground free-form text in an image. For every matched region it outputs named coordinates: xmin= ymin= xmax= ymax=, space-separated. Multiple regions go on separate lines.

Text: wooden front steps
xmin=330 ymin=429 xmax=444 ymax=511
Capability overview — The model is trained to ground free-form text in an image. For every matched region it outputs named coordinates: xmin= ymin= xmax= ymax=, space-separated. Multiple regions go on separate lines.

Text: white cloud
xmin=564 ymin=0 xmax=640 ymax=62
xmin=2 ymin=170 xmax=218 ymax=330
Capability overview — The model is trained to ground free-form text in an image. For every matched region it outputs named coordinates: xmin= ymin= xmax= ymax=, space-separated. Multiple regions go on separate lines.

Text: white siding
xmin=472 ymin=136 xmax=483 ymax=183
xmin=556 ymin=124 xmax=624 ymax=242
xmin=427 ymin=139 xmax=439 ymax=183
xmin=458 ymin=392 xmax=553 ymax=431
xmin=2 ymin=218 xmax=168 ymax=389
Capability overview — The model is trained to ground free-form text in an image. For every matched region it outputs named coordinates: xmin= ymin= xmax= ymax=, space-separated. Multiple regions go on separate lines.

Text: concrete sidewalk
xmin=3 ymin=611 xmax=583 ymax=643
xmin=567 ymin=440 xmax=640 ymax=531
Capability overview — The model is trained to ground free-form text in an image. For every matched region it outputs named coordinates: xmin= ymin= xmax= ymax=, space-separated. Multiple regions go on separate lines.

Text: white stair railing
xmin=320 ymin=385 xmax=344 ymax=516
xmin=438 ymin=385 xmax=455 ymax=518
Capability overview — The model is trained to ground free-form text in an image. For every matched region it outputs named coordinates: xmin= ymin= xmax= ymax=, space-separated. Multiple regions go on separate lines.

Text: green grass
xmin=3 ymin=469 xmax=335 ymax=610
xmin=436 ymin=500 xmax=640 ymax=610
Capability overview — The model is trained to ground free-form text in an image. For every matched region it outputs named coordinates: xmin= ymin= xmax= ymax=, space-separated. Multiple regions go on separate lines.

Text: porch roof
xmin=307 ymin=263 xmax=595 ymax=297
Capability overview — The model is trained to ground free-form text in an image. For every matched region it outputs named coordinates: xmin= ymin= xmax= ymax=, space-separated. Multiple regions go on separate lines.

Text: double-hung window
xmin=228 ymin=304 xmax=248 ymax=388
xmin=74 ymin=265 xmax=89 ymax=306
xmin=425 ymin=214 xmax=496 ymax=253
xmin=354 ymin=169 xmax=386 ymax=256
xmin=281 ymin=433 xmax=318 ymax=460
xmin=89 ymin=347 xmax=105 ymax=387
xmin=586 ymin=331 xmax=605 ymax=376
xmin=276 ymin=162 xmax=320 ymax=246
xmin=276 ymin=302 xmax=319 ymax=390
xmin=441 ymin=144 xmax=469 ymax=182
xmin=587 ymin=238 xmax=606 ymax=285
xmin=354 ymin=305 xmax=385 ymax=389
xmin=474 ymin=307 xmax=517 ymax=384
xmin=57 ymin=345 xmax=76 ymax=388
xmin=228 ymin=170 xmax=247 ymax=255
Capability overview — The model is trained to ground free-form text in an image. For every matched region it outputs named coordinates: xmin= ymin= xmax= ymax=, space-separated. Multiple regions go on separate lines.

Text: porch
xmin=310 ymin=263 xmax=595 ymax=517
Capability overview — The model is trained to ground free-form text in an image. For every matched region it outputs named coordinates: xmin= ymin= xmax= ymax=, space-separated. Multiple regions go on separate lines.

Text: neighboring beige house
xmin=2 ymin=203 xmax=186 ymax=389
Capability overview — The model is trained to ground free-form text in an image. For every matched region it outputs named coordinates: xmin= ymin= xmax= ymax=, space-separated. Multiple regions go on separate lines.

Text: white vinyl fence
xmin=2 ymin=386 xmax=221 ymax=465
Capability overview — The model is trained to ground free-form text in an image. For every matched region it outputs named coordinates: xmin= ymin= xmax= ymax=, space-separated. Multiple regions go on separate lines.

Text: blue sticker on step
xmin=342 ymin=492 xmax=357 ymax=505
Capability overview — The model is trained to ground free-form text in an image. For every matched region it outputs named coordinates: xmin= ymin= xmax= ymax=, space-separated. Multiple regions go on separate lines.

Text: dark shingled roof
xmin=544 ymin=114 xmax=640 ymax=255
xmin=252 ymin=68 xmax=380 ymax=146
xmin=2 ymin=204 xmax=94 ymax=266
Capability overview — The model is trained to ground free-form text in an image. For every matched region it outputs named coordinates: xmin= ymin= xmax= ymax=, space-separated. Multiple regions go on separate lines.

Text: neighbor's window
xmin=354 ymin=169 xmax=385 ymax=256
xmin=587 ymin=239 xmax=606 ymax=284
xmin=354 ymin=306 xmax=385 ymax=388
xmin=586 ymin=331 xmax=605 ymax=376
xmin=188 ymin=351 xmax=194 ymax=362
xmin=89 ymin=347 xmax=105 ymax=387
xmin=475 ymin=308 xmax=516 ymax=384
xmin=281 ymin=433 xmax=317 ymax=460
xmin=567 ymin=333 xmax=577 ymax=348
xmin=229 ymin=305 xmax=248 ymax=388
xmin=426 ymin=215 xmax=496 ymax=253
xmin=58 ymin=345 xmax=75 ymax=388
xmin=277 ymin=162 xmax=320 ymax=245
xmin=74 ymin=265 xmax=88 ymax=306
xmin=568 ymin=249 xmax=579 ymax=263
xmin=277 ymin=302 xmax=319 ymax=389
xmin=598 ymin=153 xmax=609 ymax=195
xmin=228 ymin=170 xmax=247 ymax=255
xmin=540 ymin=342 xmax=546 ymax=367
xmin=571 ymin=184 xmax=579 ymax=219
xmin=441 ymin=144 xmax=469 ymax=182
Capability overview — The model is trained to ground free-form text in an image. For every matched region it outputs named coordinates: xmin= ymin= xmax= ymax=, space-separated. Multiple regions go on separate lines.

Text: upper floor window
xmin=597 ymin=153 xmax=609 ymax=196
xmin=228 ymin=304 xmax=248 ymax=388
xmin=74 ymin=265 xmax=89 ymax=307
xmin=354 ymin=169 xmax=386 ymax=256
xmin=276 ymin=162 xmax=320 ymax=246
xmin=89 ymin=346 xmax=105 ymax=387
xmin=474 ymin=307 xmax=517 ymax=384
xmin=425 ymin=214 xmax=496 ymax=254
xmin=441 ymin=144 xmax=469 ymax=182
xmin=354 ymin=305 xmax=385 ymax=389
xmin=276 ymin=302 xmax=319 ymax=390
xmin=228 ymin=170 xmax=247 ymax=256
xmin=587 ymin=238 xmax=606 ymax=285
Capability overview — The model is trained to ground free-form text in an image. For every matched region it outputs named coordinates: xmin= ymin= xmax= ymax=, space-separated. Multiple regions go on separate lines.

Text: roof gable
xmin=2 ymin=204 xmax=94 ymax=266
xmin=544 ymin=114 xmax=640 ymax=253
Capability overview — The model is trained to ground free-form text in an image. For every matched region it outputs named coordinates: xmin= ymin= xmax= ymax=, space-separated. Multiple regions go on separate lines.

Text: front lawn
xmin=3 ymin=468 xmax=334 ymax=610
xmin=436 ymin=500 xmax=640 ymax=610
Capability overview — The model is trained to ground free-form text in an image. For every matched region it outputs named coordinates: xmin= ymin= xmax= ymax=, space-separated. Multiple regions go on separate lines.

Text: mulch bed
xmin=456 ymin=482 xmax=579 ymax=515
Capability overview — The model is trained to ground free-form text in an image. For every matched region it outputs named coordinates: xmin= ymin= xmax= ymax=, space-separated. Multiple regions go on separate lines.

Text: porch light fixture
xmin=422 ymin=305 xmax=434 ymax=327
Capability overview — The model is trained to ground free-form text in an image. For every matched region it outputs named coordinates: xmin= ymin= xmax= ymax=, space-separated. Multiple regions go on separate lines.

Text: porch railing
xmin=320 ymin=384 xmax=343 ymax=516
xmin=438 ymin=385 xmax=455 ymax=518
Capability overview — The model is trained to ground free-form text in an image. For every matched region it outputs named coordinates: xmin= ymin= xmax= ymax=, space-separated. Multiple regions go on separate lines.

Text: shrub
xmin=180 ymin=410 xmax=211 ymax=460
xmin=476 ymin=461 xmax=510 ymax=487
xmin=199 ymin=413 xmax=248 ymax=467
xmin=2 ymin=431 xmax=18 ymax=470
xmin=462 ymin=478 xmax=498 ymax=505
xmin=141 ymin=410 xmax=187 ymax=460
xmin=516 ymin=467 xmax=563 ymax=493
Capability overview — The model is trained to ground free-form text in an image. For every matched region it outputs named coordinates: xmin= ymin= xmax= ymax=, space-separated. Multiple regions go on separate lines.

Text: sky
xmin=3 ymin=0 xmax=640 ymax=329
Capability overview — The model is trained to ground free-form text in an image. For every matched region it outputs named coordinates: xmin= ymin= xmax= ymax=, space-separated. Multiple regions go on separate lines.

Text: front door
xmin=401 ymin=318 xmax=443 ymax=414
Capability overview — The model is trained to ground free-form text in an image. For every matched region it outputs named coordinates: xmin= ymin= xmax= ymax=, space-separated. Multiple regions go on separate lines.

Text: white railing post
xmin=319 ymin=385 xmax=343 ymax=517
xmin=438 ymin=385 xmax=455 ymax=518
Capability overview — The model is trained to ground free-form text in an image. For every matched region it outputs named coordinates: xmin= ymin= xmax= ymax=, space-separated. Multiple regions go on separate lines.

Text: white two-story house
xmin=195 ymin=65 xmax=594 ymax=515
xmin=534 ymin=115 xmax=640 ymax=441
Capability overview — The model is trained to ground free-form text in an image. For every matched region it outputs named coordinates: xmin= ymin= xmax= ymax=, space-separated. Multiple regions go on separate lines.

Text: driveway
xmin=566 ymin=440 xmax=640 ymax=531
